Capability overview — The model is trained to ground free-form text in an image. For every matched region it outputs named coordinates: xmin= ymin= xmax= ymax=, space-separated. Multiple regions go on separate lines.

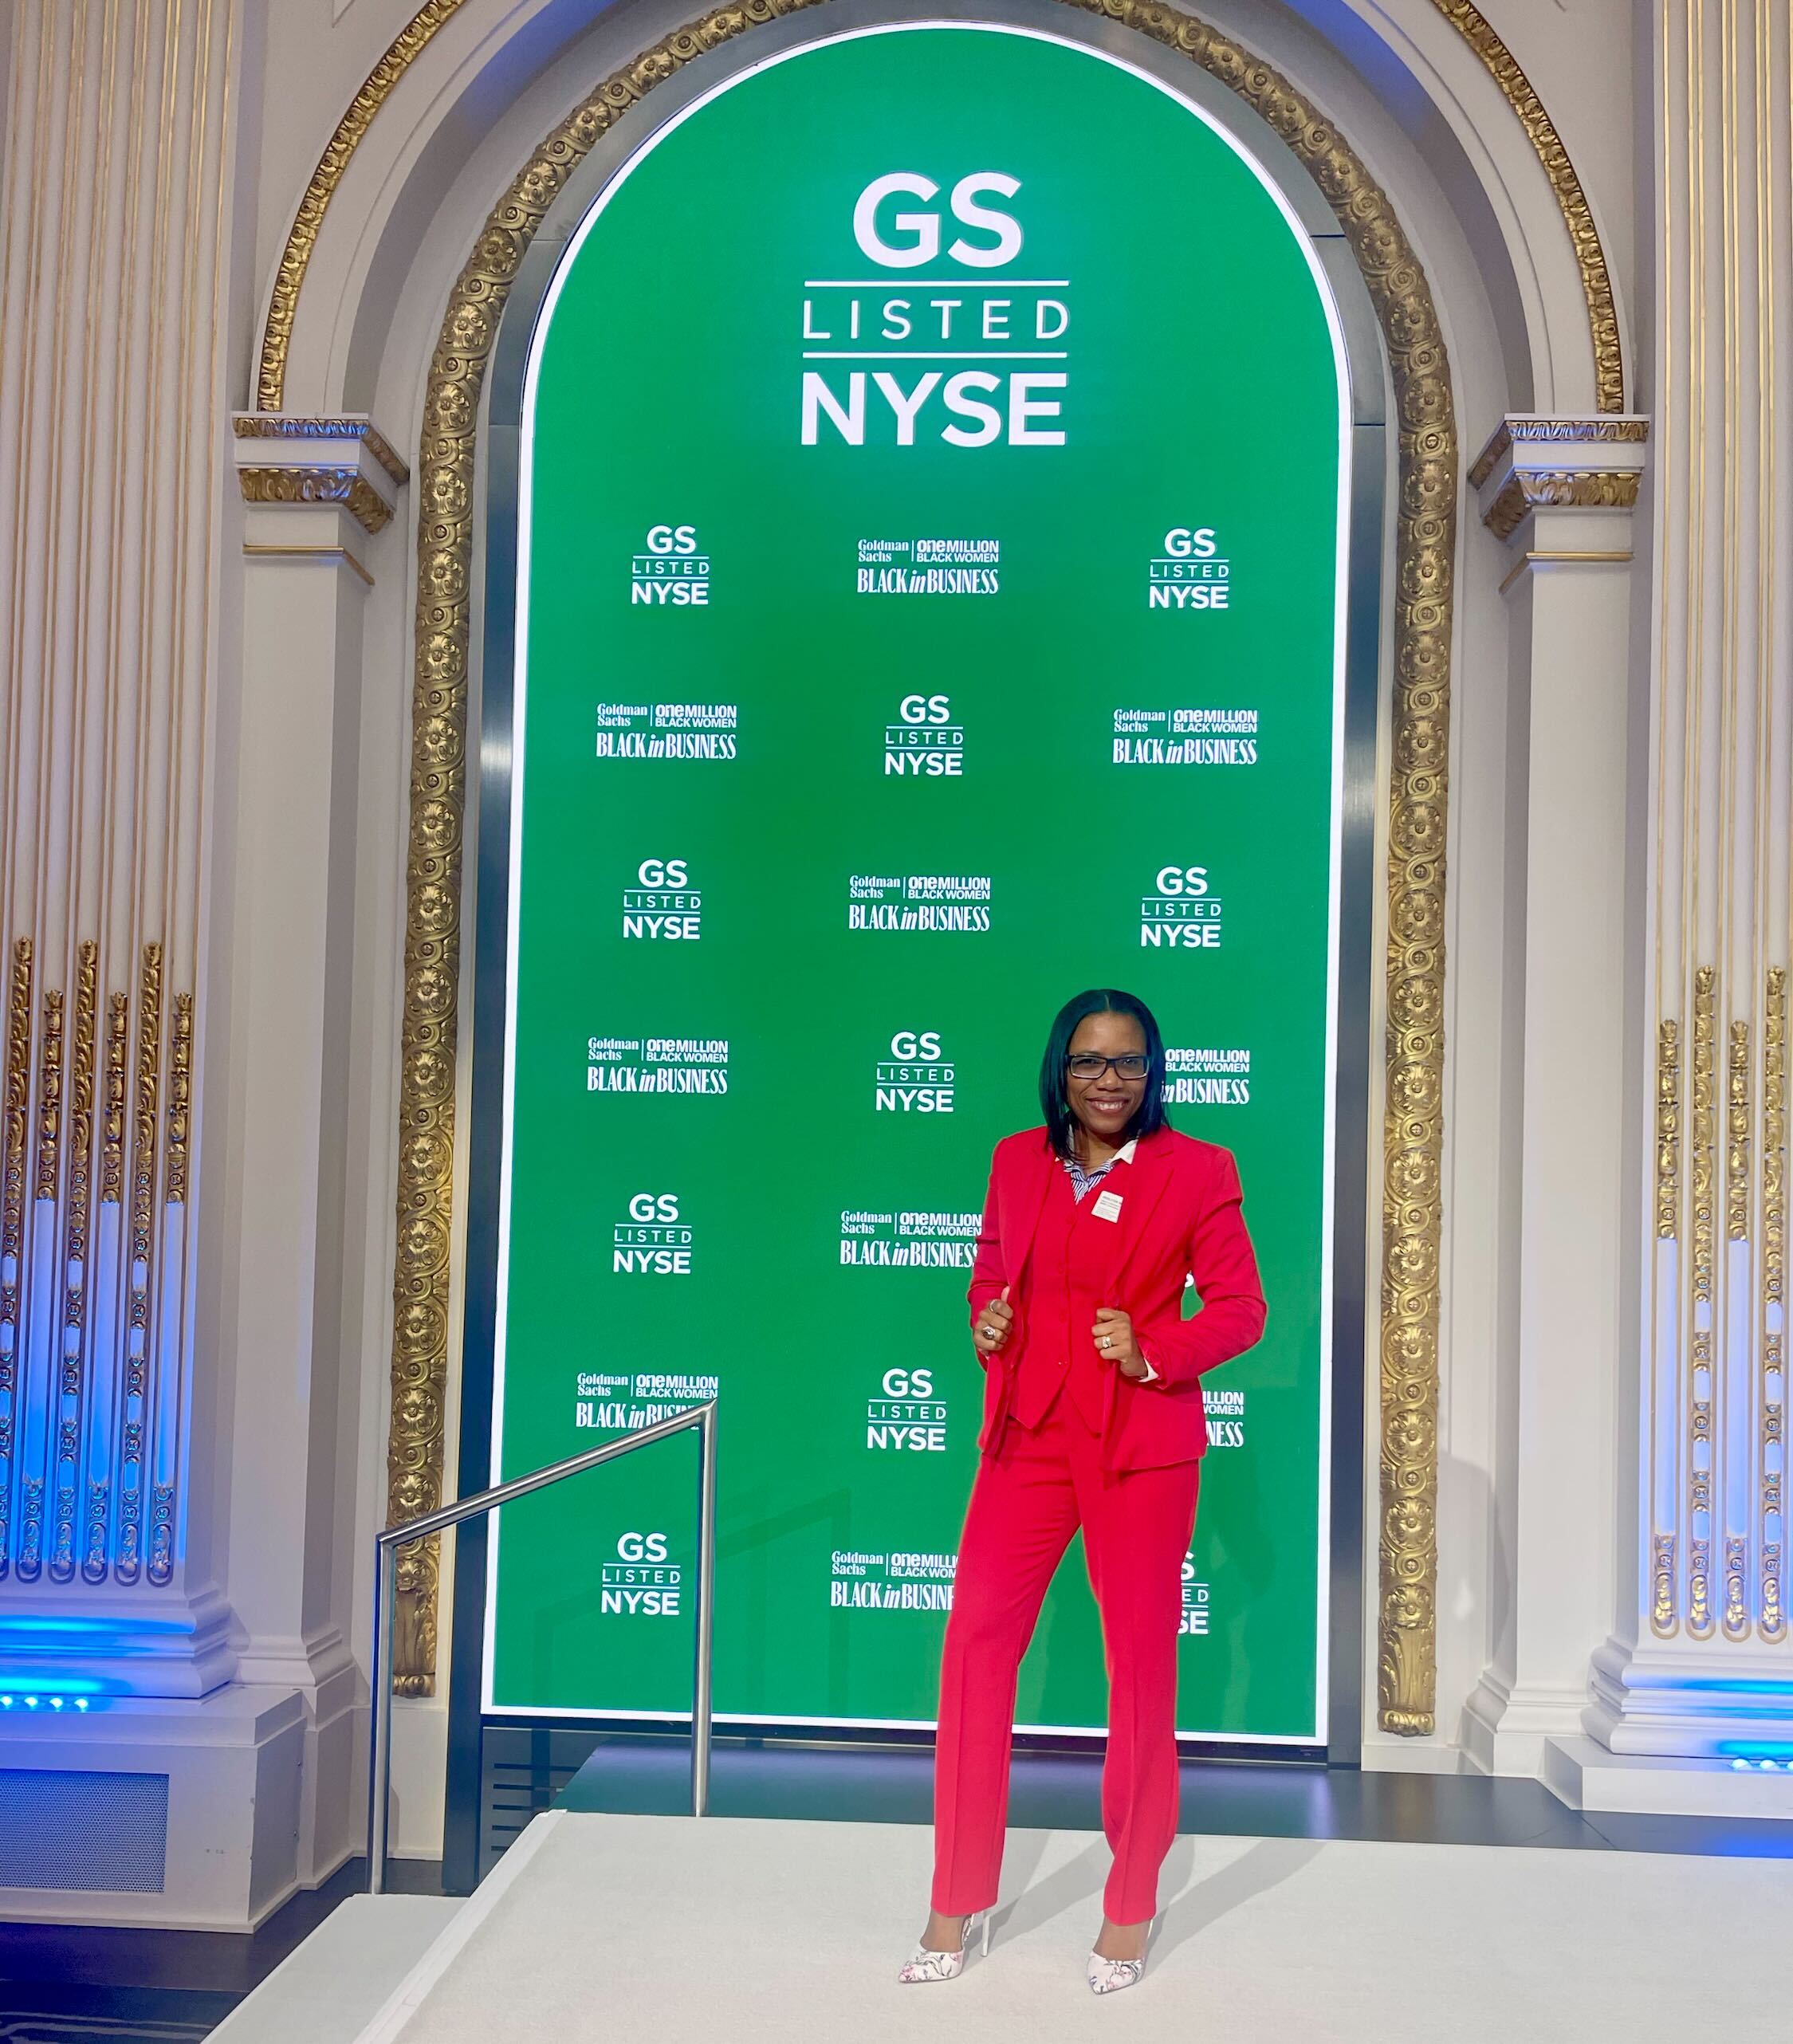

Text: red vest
xmin=1009 ymin=1160 xmax=1131 ymax=1434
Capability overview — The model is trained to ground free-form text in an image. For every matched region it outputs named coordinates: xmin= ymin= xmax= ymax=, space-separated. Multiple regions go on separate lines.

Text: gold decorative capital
xmin=238 ymin=466 xmax=395 ymax=534
xmin=1483 ymin=468 xmax=1642 ymax=542
xmin=1473 ymin=414 xmax=1647 ymax=544
xmin=232 ymin=413 xmax=409 ymax=488
xmin=1469 ymin=415 xmax=1649 ymax=489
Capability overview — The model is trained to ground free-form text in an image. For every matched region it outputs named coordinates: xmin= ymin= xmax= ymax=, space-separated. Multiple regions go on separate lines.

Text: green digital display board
xmin=482 ymin=20 xmax=1350 ymax=1742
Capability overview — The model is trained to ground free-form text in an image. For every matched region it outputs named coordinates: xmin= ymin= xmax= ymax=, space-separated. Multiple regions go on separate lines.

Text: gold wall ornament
xmin=166 ymin=996 xmax=192 ymax=1203
xmin=1688 ymin=965 xmax=1716 ymax=1635
xmin=238 ymin=465 xmax=395 ymax=535
xmin=1763 ymin=968 xmax=1786 ymax=1639
xmin=33 ymin=989 xmax=65 ymax=1205
xmin=1426 ymin=2 xmax=1624 ymax=411
xmin=116 ymin=942 xmax=163 ymax=1584
xmin=1657 ymin=1018 xmax=1681 ymax=1237
xmin=1468 ymin=415 xmax=1649 ymax=489
xmin=387 ymin=0 xmax=1458 ymax=1729
xmin=100 ymin=993 xmax=128 ymax=1202
xmin=0 ymin=941 xmax=29 ymax=1577
xmin=51 ymin=944 xmax=98 ymax=1581
xmin=256 ymin=0 xmax=474 ymax=411
xmin=1482 ymin=467 xmax=1642 ymax=542
xmin=231 ymin=413 xmax=410 ymax=488
xmin=256 ymin=0 xmax=1618 ymax=423
xmin=1651 ymin=1531 xmax=1677 ymax=1635
xmin=1728 ymin=1021 xmax=1751 ymax=1241
xmin=1724 ymin=1535 xmax=1748 ymax=1641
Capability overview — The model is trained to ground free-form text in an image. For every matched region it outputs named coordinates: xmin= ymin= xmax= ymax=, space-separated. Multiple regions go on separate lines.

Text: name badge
xmin=1092 ymin=1189 xmax=1123 ymax=1223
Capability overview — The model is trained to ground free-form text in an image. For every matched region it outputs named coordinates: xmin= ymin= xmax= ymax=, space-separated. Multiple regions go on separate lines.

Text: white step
xmin=208 ymin=1892 xmax=462 ymax=2044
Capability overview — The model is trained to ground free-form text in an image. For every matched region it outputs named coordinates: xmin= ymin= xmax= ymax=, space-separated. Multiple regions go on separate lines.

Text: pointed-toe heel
xmin=1087 ymin=1914 xmax=1158 ymax=1995
xmin=898 ymin=1911 xmax=989 ymax=1983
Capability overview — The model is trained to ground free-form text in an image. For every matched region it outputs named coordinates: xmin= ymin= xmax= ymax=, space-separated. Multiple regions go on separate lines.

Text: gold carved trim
xmin=255 ymin=0 xmax=473 ymax=410
xmin=100 ymin=993 xmax=128 ymax=1203
xmin=2 ymin=941 xmax=30 ymax=1325
xmin=389 ymin=0 xmax=1456 ymax=1729
xmin=1688 ymin=965 xmax=1716 ymax=1636
xmin=1428 ymin=2 xmax=1624 ymax=411
xmin=232 ymin=414 xmax=410 ymax=487
xmin=34 ymin=989 xmax=64 ymax=1205
xmin=258 ymin=0 xmax=1617 ymax=427
xmin=1495 ymin=547 xmax=1630 ymax=597
xmin=1762 ymin=968 xmax=1786 ymax=1639
xmin=166 ymin=995 xmax=192 ymax=1205
xmin=1657 ymin=1018 xmax=1680 ymax=1238
xmin=1484 ymin=467 xmax=1641 ymax=541
xmin=1469 ymin=415 xmax=1648 ymax=490
xmin=238 ymin=465 xmax=394 ymax=535
xmin=1651 ymin=1531 xmax=1677 ymax=1637
xmin=1727 ymin=1021 xmax=1751 ymax=1242
xmin=242 ymin=541 xmax=376 ymax=588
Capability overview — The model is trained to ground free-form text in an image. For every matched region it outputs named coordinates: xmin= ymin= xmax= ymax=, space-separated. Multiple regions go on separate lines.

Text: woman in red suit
xmin=899 ymin=989 xmax=1265 ymax=1995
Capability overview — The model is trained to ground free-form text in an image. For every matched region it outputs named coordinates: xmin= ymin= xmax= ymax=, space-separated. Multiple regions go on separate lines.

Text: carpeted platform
xmin=355 ymin=1808 xmax=1791 ymax=2042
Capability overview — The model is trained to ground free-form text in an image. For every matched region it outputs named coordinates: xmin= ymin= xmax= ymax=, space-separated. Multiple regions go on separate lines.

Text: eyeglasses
xmin=1066 ymin=1052 xmax=1150 ymax=1080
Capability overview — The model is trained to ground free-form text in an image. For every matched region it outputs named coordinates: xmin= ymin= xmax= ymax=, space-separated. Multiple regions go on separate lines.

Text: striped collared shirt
xmin=1063 ymin=1136 xmax=1138 ymax=1202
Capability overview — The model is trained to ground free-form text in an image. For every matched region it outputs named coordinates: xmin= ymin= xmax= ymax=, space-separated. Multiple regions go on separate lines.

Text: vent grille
xmin=0 ymin=1769 xmax=169 ymax=1891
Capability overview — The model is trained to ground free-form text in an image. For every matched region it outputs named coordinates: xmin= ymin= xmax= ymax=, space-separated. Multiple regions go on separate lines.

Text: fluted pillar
xmin=0 ymin=0 xmax=238 ymax=1688
xmin=0 ymin=0 xmax=321 ymax=1928
xmin=1561 ymin=0 xmax=1793 ymax=1811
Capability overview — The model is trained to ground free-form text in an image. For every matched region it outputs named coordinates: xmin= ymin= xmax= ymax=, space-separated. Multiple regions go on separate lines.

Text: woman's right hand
xmin=974 ymin=1287 xmax=1014 ymax=1354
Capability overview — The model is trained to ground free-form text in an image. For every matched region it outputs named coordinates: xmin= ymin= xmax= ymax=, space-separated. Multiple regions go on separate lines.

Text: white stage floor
xmin=324 ymin=1807 xmax=1793 ymax=2042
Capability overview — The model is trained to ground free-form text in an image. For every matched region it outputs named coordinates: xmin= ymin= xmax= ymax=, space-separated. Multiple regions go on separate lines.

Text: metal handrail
xmin=368 ymin=1400 xmax=718 ymax=1895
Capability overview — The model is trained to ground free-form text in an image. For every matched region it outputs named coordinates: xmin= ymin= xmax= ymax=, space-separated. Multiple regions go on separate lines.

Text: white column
xmin=1461 ymin=419 xmax=1649 ymax=1774
xmin=225 ymin=416 xmax=407 ymax=1884
xmin=1553 ymin=0 xmax=1793 ymax=1817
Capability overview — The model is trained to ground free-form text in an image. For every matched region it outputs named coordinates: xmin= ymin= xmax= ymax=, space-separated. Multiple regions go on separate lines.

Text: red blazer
xmin=968 ymin=1125 xmax=1266 ymax=1471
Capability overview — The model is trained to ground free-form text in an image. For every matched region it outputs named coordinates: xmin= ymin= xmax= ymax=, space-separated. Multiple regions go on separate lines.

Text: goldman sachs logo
xmin=800 ymin=172 xmax=1068 ymax=448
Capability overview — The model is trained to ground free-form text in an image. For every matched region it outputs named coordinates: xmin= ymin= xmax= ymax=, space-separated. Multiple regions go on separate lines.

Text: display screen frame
xmin=445 ymin=0 xmax=1387 ymax=1829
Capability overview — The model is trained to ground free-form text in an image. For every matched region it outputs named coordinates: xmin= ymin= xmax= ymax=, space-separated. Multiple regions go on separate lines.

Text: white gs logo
xmin=617 ymin=1531 xmax=670 ymax=1562
xmin=889 ymin=1031 xmax=943 ymax=1060
xmin=898 ymin=694 xmax=952 ymax=725
xmin=627 ymin=1193 xmax=680 ymax=1223
xmin=852 ymin=172 xmax=1023 ymax=269
xmin=1162 ymin=528 xmax=1217 ymax=559
xmin=644 ymin=525 xmax=698 ymax=555
xmin=636 ymin=858 xmax=689 ymax=888
xmin=1155 ymin=866 xmax=1211 ymax=898
xmin=883 ymin=1367 xmax=935 ymax=1398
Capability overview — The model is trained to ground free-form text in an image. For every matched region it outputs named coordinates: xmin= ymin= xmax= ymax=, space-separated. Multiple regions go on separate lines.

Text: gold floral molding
xmin=255 ymin=0 xmax=472 ymax=411
xmin=387 ymin=0 xmax=1457 ymax=1735
xmin=257 ymin=0 xmax=1618 ymax=415
xmin=1429 ymin=2 xmax=1624 ymax=411
xmin=1482 ymin=468 xmax=1641 ymax=542
xmin=238 ymin=466 xmax=395 ymax=535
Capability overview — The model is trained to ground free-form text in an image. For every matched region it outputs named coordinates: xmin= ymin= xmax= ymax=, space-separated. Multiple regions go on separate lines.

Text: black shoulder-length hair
xmin=1038 ymin=988 xmax=1172 ymax=1157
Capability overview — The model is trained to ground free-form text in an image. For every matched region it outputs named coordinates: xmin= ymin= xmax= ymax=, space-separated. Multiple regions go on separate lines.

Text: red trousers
xmin=931 ymin=1398 xmax=1201 ymax=1924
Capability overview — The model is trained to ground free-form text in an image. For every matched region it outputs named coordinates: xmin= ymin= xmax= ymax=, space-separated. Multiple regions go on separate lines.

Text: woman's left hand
xmin=1091 ymin=1307 xmax=1149 ymax=1380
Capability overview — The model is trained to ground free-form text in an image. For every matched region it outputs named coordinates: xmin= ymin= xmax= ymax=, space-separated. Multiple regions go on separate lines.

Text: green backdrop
xmin=483 ymin=22 xmax=1347 ymax=1742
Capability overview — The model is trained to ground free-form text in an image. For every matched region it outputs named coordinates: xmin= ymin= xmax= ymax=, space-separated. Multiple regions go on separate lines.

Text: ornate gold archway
xmin=367 ymin=0 xmax=1456 ymax=1735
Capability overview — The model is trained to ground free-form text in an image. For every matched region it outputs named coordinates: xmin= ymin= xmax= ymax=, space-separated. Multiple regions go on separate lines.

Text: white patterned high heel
xmin=898 ymin=1912 xmax=990 ymax=1983
xmin=1087 ymin=1915 xmax=1158 ymax=1995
